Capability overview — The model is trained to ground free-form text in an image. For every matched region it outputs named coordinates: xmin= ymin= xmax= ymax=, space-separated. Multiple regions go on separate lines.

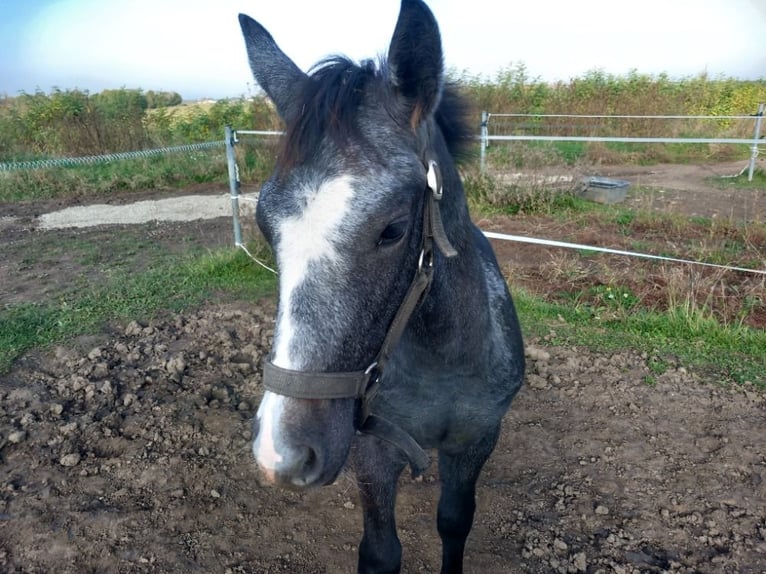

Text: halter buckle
xmin=417 ymin=248 xmax=434 ymax=273
xmin=426 ymin=160 xmax=442 ymax=200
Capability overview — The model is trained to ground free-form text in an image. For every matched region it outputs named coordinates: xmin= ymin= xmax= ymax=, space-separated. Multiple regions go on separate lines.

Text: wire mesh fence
xmin=0 ymin=141 xmax=225 ymax=172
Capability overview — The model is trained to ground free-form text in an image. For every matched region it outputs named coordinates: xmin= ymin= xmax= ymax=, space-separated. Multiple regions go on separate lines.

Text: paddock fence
xmin=0 ymin=140 xmax=225 ymax=172
xmin=225 ymin=107 xmax=766 ymax=277
xmin=478 ymin=104 xmax=765 ymax=180
xmin=3 ymin=112 xmax=761 ymax=277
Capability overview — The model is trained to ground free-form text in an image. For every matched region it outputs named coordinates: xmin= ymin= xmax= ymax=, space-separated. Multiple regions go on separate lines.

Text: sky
xmin=1 ymin=0 xmax=765 ymax=101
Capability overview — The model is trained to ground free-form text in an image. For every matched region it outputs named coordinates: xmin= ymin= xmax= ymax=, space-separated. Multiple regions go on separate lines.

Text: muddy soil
xmin=1 ymin=162 xmax=765 ymax=573
xmin=1 ymin=304 xmax=765 ymax=573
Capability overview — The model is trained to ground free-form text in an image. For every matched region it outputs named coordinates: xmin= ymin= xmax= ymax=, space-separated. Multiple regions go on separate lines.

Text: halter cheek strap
xmin=425 ymin=160 xmax=457 ymax=259
xmin=261 ymin=156 xmax=456 ymax=477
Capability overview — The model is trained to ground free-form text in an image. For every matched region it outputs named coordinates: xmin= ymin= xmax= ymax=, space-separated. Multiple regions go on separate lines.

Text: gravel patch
xmin=36 ymin=193 xmax=258 ymax=230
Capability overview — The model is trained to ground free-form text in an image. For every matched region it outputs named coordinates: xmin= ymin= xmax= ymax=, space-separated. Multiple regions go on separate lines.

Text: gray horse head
xmin=241 ymin=0 xmax=475 ymax=488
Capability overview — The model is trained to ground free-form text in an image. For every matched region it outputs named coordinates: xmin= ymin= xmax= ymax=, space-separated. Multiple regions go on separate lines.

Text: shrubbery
xmin=2 ymin=71 xmax=764 ymax=163
xmin=0 ymin=72 xmax=763 ymax=200
xmin=457 ymin=66 xmax=766 ymax=122
xmin=0 ymin=88 xmax=278 ymax=160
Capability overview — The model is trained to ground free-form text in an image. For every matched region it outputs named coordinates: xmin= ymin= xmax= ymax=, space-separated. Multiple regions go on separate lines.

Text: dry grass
xmin=487 ymin=182 xmax=766 ymax=330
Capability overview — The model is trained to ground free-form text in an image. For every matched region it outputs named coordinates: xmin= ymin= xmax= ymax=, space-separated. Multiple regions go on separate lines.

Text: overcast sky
xmin=1 ymin=0 xmax=764 ymax=100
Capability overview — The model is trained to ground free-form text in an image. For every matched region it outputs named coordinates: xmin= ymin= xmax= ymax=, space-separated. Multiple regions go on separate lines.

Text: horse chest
xmin=375 ymin=368 xmax=507 ymax=448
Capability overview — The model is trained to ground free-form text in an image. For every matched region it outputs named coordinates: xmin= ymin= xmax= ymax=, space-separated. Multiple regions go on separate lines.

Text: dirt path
xmin=595 ymin=161 xmax=765 ymax=221
xmin=1 ymin=162 xmax=765 ymax=573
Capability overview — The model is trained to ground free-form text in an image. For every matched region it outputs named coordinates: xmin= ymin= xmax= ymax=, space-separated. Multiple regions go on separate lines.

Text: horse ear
xmin=387 ymin=0 xmax=444 ymax=127
xmin=239 ymin=13 xmax=308 ymax=123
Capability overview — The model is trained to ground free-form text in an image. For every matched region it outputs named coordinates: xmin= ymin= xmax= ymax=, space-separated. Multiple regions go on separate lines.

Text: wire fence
xmin=227 ymin=118 xmax=766 ymax=277
xmin=2 ymin=118 xmax=762 ymax=277
xmin=479 ymin=106 xmax=765 ymax=180
xmin=0 ymin=140 xmax=225 ymax=172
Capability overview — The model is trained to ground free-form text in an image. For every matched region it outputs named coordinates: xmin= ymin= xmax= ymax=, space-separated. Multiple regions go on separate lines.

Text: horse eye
xmin=377 ymin=220 xmax=408 ymax=246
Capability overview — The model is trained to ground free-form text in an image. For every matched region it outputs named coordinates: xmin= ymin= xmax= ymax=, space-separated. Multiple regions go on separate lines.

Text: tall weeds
xmin=456 ymin=66 xmax=766 ymax=129
xmin=0 ymin=88 xmax=280 ymax=161
xmin=0 ymin=73 xmax=763 ymax=198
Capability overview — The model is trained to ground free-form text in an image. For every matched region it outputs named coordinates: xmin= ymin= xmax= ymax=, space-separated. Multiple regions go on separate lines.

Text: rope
xmin=482 ymin=231 xmax=766 ymax=276
xmin=487 ymin=113 xmax=758 ymax=120
xmin=236 ymin=242 xmax=277 ymax=275
xmin=0 ymin=140 xmax=224 ymax=172
xmin=234 ymin=230 xmax=765 ymax=278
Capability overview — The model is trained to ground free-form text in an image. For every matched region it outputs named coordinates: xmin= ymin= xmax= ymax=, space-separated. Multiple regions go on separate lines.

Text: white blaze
xmin=253 ymin=175 xmax=357 ymax=474
xmin=253 ymin=392 xmax=284 ymax=475
xmin=271 ymin=175 xmax=356 ymax=369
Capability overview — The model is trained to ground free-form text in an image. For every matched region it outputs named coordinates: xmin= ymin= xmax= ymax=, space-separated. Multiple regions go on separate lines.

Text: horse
xmin=238 ymin=1 xmax=525 ymax=572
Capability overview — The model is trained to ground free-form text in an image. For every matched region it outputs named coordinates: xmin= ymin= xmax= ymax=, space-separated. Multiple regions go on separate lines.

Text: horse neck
xmin=411 ymin=155 xmax=492 ymax=355
xmin=421 ymin=120 xmax=474 ymax=259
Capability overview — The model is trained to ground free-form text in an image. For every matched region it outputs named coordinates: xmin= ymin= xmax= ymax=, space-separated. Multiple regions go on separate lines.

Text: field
xmin=1 ymin=153 xmax=766 ymax=572
xmin=2 ymin=75 xmax=766 ymax=572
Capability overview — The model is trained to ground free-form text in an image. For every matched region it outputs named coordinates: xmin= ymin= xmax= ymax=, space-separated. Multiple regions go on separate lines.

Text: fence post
xmin=747 ymin=103 xmax=764 ymax=182
xmin=480 ymin=111 xmax=489 ymax=173
xmin=225 ymin=125 xmax=243 ymax=247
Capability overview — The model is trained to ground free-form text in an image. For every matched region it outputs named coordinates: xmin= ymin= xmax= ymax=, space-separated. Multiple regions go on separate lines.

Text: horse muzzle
xmin=251 ymin=392 xmax=355 ymax=488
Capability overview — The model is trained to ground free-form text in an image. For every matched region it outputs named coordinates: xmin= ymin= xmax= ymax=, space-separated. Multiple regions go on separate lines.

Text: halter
xmin=261 ymin=134 xmax=457 ymax=477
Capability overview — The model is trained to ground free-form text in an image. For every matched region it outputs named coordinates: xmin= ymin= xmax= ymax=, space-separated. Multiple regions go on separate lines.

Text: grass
xmin=0 ymin=151 xmax=227 ymax=202
xmin=514 ymin=287 xmax=766 ymax=387
xmin=710 ymin=167 xmax=766 ymax=190
xmin=0 ymin=246 xmax=277 ymax=373
xmin=463 ymin=169 xmax=588 ymax=216
xmin=482 ymin=138 xmax=753 ymax=172
xmin=0 ymin=142 xmax=277 ymax=202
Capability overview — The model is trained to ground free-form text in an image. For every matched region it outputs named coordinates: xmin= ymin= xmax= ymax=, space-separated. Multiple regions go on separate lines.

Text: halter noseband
xmin=261 ymin=143 xmax=456 ymax=477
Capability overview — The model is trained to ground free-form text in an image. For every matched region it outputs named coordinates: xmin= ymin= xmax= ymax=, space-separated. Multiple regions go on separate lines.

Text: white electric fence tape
xmin=483 ymin=231 xmax=766 ymax=276
xmin=236 ymin=230 xmax=766 ymax=277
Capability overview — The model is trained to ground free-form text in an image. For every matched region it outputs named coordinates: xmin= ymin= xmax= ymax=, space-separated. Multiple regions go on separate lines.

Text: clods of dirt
xmin=1 ymin=303 xmax=764 ymax=573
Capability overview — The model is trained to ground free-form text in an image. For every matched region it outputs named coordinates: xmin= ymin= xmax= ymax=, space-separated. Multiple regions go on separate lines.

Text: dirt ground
xmin=1 ymin=161 xmax=765 ymax=573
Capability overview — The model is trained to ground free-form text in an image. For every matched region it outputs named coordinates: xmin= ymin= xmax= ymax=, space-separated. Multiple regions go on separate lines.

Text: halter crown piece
xmin=262 ymin=147 xmax=457 ymax=477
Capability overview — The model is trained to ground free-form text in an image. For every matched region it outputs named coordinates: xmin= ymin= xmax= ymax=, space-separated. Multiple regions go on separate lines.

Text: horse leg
xmin=437 ymin=427 xmax=501 ymax=574
xmin=352 ymin=437 xmax=408 ymax=574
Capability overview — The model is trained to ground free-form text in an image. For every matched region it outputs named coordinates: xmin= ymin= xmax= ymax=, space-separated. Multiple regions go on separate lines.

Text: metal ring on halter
xmin=364 ymin=361 xmax=378 ymax=375
xmin=417 ymin=248 xmax=433 ymax=273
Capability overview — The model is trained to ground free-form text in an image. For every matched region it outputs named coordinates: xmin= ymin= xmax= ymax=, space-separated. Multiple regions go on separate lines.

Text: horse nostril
xmin=302 ymin=447 xmax=317 ymax=472
xmin=292 ymin=445 xmax=322 ymax=487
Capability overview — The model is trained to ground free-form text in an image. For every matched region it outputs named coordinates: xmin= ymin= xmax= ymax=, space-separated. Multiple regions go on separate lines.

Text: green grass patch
xmin=0 ymin=246 xmax=277 ymax=372
xmin=710 ymin=167 xmax=766 ymax=190
xmin=0 ymin=151 xmax=229 ymax=202
xmin=513 ymin=287 xmax=766 ymax=387
xmin=463 ymin=171 xmax=588 ymax=216
xmin=0 ymin=143 xmax=277 ymax=203
xmin=553 ymin=141 xmax=586 ymax=164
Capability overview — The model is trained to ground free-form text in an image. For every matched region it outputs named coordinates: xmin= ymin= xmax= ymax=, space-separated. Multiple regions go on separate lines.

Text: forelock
xmin=276 ymin=57 xmax=389 ymax=173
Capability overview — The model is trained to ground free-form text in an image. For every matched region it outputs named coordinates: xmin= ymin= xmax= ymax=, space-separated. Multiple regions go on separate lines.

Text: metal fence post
xmin=747 ymin=103 xmax=764 ymax=182
xmin=225 ymin=125 xmax=243 ymax=247
xmin=480 ymin=111 xmax=489 ymax=173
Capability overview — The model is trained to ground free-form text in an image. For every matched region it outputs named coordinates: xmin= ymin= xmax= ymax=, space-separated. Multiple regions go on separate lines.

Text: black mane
xmin=277 ymin=56 xmax=474 ymax=172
